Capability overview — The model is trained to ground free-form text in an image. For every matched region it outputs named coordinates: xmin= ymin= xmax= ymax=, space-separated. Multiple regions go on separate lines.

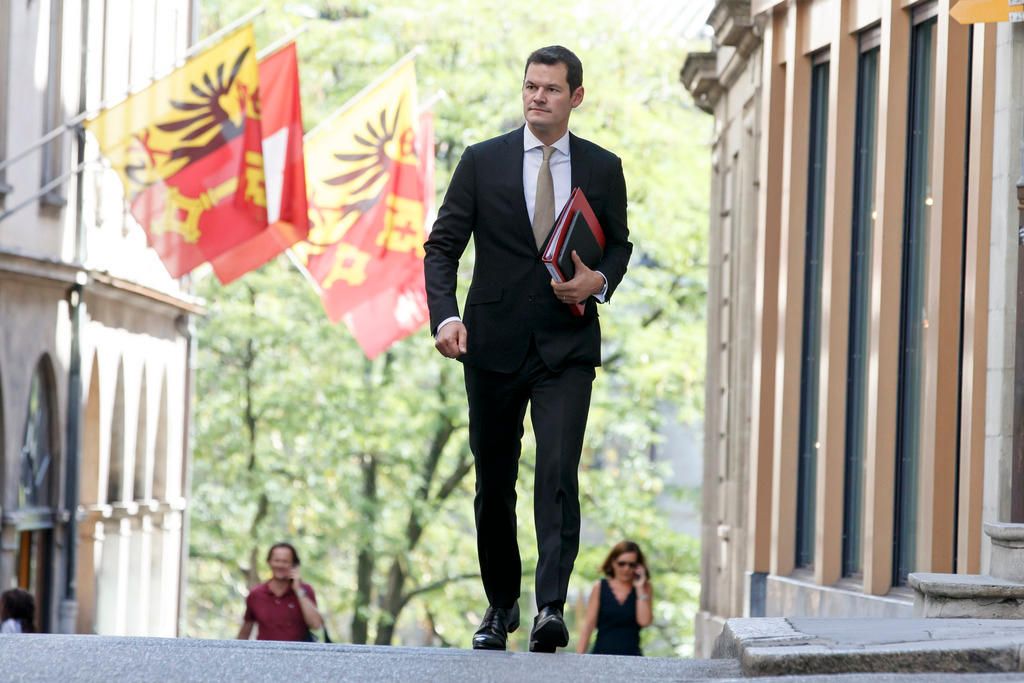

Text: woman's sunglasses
xmin=615 ymin=560 xmax=637 ymax=568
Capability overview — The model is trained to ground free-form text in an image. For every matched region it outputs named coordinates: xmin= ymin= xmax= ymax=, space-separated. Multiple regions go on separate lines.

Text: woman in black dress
xmin=575 ymin=540 xmax=652 ymax=655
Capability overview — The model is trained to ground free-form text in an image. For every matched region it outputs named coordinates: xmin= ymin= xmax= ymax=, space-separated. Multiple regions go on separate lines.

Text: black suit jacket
xmin=424 ymin=126 xmax=632 ymax=373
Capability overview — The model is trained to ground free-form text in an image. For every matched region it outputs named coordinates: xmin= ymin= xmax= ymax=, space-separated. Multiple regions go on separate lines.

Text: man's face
xmin=522 ymin=61 xmax=583 ymax=141
xmin=268 ymin=547 xmax=295 ymax=578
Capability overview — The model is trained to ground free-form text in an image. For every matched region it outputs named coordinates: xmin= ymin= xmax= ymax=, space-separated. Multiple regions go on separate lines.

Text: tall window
xmin=40 ymin=0 xmax=65 ymax=205
xmin=796 ymin=52 xmax=830 ymax=568
xmin=0 ymin=0 xmax=12 ymax=203
xmin=895 ymin=6 xmax=938 ymax=585
xmin=843 ymin=30 xmax=881 ymax=578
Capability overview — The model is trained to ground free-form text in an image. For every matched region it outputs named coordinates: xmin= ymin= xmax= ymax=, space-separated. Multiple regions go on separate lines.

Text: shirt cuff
xmin=593 ymin=271 xmax=609 ymax=303
xmin=436 ymin=316 xmax=461 ymax=337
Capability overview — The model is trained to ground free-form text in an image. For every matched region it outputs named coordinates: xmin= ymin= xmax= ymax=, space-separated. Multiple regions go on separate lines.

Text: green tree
xmin=188 ymin=0 xmax=709 ymax=656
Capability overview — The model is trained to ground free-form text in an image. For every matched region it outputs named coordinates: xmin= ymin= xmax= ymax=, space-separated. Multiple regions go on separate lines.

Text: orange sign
xmin=950 ymin=0 xmax=1019 ymax=23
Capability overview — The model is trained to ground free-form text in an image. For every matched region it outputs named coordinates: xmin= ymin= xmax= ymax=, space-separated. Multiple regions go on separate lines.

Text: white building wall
xmin=0 ymin=0 xmax=197 ymax=635
xmin=983 ymin=22 xmax=1024 ymax=572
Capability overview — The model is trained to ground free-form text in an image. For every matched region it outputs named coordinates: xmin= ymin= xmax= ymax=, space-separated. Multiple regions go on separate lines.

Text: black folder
xmin=557 ymin=211 xmax=603 ymax=281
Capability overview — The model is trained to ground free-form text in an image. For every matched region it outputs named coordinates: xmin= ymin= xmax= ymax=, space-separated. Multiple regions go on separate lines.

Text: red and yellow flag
xmin=210 ymin=41 xmax=309 ymax=284
xmin=293 ymin=62 xmax=424 ymax=323
xmin=342 ymin=111 xmax=435 ymax=358
xmin=85 ymin=26 xmax=267 ymax=278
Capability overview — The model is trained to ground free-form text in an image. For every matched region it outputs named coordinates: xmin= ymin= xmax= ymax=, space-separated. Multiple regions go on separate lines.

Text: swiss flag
xmin=342 ymin=111 xmax=435 ymax=358
xmin=210 ymin=42 xmax=309 ymax=284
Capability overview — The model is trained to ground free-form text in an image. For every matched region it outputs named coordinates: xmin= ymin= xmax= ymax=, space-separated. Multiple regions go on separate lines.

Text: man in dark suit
xmin=423 ymin=45 xmax=632 ymax=653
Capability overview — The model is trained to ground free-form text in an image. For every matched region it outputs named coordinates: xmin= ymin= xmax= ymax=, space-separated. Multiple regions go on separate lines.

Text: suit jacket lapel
xmin=503 ymin=126 xmax=531 ymax=237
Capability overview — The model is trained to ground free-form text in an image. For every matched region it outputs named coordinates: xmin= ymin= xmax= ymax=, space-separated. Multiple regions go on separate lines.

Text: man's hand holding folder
xmin=551 ymin=252 xmax=605 ymax=308
xmin=542 ymin=187 xmax=606 ymax=315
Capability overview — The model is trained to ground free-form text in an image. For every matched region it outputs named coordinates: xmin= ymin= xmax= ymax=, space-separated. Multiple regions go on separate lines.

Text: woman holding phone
xmin=575 ymin=540 xmax=653 ymax=655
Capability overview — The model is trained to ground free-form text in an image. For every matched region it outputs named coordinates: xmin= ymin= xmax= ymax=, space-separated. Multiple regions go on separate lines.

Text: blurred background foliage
xmin=187 ymin=0 xmax=711 ymax=656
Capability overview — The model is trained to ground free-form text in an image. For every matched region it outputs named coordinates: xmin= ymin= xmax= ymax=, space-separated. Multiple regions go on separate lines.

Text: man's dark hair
xmin=267 ymin=541 xmax=300 ymax=567
xmin=525 ymin=45 xmax=583 ymax=94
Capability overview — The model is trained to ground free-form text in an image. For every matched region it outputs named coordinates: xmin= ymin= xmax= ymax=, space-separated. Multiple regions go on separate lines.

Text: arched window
xmin=17 ymin=358 xmax=58 ymax=633
xmin=20 ymin=362 xmax=55 ymax=509
xmin=107 ymin=361 xmax=125 ymax=503
xmin=133 ymin=372 xmax=149 ymax=502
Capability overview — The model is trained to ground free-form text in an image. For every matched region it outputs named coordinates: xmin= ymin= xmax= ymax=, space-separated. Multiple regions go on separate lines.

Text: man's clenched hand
xmin=435 ymin=321 xmax=468 ymax=358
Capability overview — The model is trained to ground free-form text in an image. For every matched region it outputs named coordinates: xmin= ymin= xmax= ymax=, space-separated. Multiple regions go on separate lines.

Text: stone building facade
xmin=0 ymin=0 xmax=199 ymax=635
xmin=683 ymin=0 xmax=1024 ymax=657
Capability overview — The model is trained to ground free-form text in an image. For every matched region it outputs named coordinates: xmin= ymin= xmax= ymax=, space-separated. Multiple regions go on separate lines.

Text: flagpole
xmin=285 ymin=248 xmax=324 ymax=295
xmin=304 ymin=46 xmax=425 ymax=140
xmin=418 ymin=89 xmax=448 ymax=112
xmin=184 ymin=5 xmax=267 ymax=61
xmin=0 ymin=5 xmax=267 ymax=174
xmin=257 ymin=24 xmax=309 ymax=60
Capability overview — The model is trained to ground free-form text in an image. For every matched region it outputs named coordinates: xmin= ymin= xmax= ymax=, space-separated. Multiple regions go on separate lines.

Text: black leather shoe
xmin=528 ymin=606 xmax=569 ymax=653
xmin=472 ymin=603 xmax=520 ymax=650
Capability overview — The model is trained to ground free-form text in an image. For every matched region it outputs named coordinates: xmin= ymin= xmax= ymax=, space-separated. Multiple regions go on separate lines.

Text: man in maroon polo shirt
xmin=237 ymin=542 xmax=323 ymax=641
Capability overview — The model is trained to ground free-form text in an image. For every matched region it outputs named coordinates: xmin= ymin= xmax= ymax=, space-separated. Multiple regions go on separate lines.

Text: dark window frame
xmin=894 ymin=6 xmax=938 ymax=586
xmin=796 ymin=50 xmax=831 ymax=569
xmin=842 ymin=31 xmax=881 ymax=578
xmin=0 ymin=0 xmax=12 ymax=200
xmin=40 ymin=0 xmax=67 ymax=208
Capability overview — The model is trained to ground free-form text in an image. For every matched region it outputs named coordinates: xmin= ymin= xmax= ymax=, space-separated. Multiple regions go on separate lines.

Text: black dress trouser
xmin=463 ymin=340 xmax=595 ymax=611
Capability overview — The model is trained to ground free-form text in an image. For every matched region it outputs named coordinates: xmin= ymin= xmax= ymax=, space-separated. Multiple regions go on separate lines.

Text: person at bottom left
xmin=237 ymin=541 xmax=323 ymax=641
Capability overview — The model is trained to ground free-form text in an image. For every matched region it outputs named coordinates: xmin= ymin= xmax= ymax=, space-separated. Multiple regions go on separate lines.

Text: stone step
xmin=909 ymin=573 xmax=1024 ymax=617
xmin=713 ymin=616 xmax=1024 ymax=677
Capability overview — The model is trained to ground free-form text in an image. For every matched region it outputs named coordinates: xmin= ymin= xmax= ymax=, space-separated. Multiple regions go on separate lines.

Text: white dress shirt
xmin=523 ymin=127 xmax=572 ymax=228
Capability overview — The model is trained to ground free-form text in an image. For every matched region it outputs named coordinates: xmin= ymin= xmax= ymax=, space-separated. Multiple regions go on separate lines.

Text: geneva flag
xmin=85 ymin=26 xmax=266 ymax=278
xmin=341 ymin=111 xmax=434 ymax=358
xmin=210 ymin=41 xmax=309 ymax=283
xmin=293 ymin=62 xmax=425 ymax=325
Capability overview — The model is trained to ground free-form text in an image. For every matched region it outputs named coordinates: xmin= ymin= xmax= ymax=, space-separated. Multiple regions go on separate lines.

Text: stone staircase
xmin=909 ymin=522 xmax=1024 ymax=617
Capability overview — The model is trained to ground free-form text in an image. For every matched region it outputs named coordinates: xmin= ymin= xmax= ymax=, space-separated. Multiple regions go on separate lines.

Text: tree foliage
xmin=188 ymin=0 xmax=710 ymax=656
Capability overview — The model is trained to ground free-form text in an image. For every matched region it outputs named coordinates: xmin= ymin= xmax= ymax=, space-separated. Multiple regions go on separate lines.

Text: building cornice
xmin=708 ymin=0 xmax=755 ymax=50
xmin=0 ymin=248 xmax=205 ymax=315
xmin=681 ymin=0 xmax=764 ymax=114
xmin=89 ymin=271 xmax=205 ymax=316
xmin=680 ymin=51 xmax=722 ymax=114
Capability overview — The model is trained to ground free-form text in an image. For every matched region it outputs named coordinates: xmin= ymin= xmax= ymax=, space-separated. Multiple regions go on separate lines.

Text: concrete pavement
xmin=1 ymin=634 xmax=740 ymax=682
xmin=7 ymin=624 xmax=1024 ymax=681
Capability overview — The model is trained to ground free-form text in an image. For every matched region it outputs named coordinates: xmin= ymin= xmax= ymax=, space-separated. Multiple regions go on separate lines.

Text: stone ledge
xmin=909 ymin=572 xmax=1024 ymax=599
xmin=712 ymin=617 xmax=1024 ymax=676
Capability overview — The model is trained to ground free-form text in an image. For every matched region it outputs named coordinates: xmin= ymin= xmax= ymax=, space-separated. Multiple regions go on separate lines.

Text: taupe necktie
xmin=533 ymin=145 xmax=556 ymax=249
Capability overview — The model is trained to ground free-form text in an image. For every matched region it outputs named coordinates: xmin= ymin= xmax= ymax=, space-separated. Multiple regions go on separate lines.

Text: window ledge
xmin=40 ymin=189 xmax=67 ymax=208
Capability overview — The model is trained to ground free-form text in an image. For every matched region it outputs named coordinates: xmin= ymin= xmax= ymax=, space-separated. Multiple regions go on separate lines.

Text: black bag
xmin=303 ymin=624 xmax=332 ymax=643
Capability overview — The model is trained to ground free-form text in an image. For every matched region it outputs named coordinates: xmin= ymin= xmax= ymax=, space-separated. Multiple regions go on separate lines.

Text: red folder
xmin=541 ymin=188 xmax=605 ymax=316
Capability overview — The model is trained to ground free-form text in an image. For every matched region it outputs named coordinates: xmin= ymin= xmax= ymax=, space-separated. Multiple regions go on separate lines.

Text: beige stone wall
xmin=0 ymin=0 xmax=196 ymax=635
xmin=683 ymin=0 xmax=765 ymax=657
xmin=684 ymin=0 xmax=1013 ymax=657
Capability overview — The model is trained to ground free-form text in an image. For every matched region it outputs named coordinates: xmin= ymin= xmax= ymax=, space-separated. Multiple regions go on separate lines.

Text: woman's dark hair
xmin=525 ymin=45 xmax=583 ymax=94
xmin=600 ymin=540 xmax=649 ymax=579
xmin=267 ymin=541 xmax=300 ymax=567
xmin=1 ymin=588 xmax=37 ymax=633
